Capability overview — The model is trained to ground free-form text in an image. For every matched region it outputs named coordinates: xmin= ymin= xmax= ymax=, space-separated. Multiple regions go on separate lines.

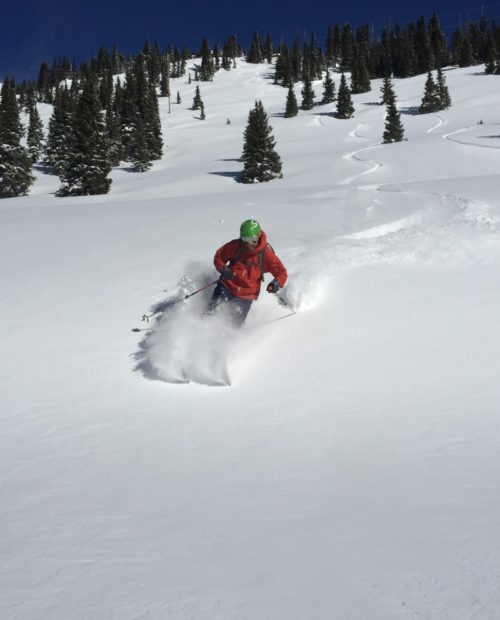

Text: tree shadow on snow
xmin=400 ymin=106 xmax=422 ymax=116
xmin=208 ymin=171 xmax=242 ymax=181
xmin=33 ymin=163 xmax=55 ymax=176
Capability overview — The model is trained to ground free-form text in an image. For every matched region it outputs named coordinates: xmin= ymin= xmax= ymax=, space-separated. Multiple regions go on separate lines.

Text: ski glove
xmin=267 ymin=279 xmax=281 ymax=294
xmin=220 ymin=266 xmax=235 ymax=280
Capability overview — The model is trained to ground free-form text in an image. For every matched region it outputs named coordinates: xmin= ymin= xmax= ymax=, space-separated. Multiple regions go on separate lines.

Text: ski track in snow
xmin=340 ymin=125 xmax=384 ymax=186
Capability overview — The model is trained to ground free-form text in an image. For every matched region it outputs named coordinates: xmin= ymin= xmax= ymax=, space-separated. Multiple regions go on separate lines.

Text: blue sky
xmin=1 ymin=0 xmax=496 ymax=81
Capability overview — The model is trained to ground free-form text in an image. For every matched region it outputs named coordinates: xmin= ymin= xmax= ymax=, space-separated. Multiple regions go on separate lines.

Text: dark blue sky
xmin=1 ymin=0 xmax=496 ymax=81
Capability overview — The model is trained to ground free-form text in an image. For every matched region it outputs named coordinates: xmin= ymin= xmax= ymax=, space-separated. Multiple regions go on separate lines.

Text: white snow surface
xmin=2 ymin=61 xmax=500 ymax=619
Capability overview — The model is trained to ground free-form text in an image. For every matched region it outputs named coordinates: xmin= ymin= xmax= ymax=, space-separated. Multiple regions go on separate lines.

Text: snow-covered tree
xmin=27 ymin=100 xmax=45 ymax=163
xmin=336 ymin=73 xmax=354 ymax=118
xmin=56 ymin=75 xmax=112 ymax=196
xmin=0 ymin=79 xmax=34 ymax=198
xmin=241 ymin=100 xmax=282 ymax=183
xmin=383 ymin=98 xmax=405 ymax=143
xmin=321 ymin=70 xmax=336 ymax=104
xmin=284 ymin=85 xmax=298 ymax=117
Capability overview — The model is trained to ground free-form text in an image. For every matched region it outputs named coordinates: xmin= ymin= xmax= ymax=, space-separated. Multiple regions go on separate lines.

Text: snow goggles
xmin=241 ymin=236 xmax=259 ymax=243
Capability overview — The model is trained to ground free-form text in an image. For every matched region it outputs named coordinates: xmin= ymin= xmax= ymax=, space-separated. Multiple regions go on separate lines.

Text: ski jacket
xmin=214 ymin=230 xmax=287 ymax=300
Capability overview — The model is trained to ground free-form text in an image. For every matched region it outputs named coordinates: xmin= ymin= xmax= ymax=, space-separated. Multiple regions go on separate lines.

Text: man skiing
xmin=207 ymin=219 xmax=288 ymax=326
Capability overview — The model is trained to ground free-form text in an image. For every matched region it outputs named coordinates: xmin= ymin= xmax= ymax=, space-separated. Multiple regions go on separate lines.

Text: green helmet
xmin=240 ymin=219 xmax=261 ymax=239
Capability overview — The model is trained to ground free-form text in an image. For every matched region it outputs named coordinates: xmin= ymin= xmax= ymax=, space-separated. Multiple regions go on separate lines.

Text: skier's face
xmin=242 ymin=236 xmax=259 ymax=251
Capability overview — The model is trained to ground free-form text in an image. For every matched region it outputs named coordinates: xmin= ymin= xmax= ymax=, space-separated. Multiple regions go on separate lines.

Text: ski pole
xmin=141 ymin=279 xmax=219 ymax=323
xmin=277 ymin=294 xmax=296 ymax=314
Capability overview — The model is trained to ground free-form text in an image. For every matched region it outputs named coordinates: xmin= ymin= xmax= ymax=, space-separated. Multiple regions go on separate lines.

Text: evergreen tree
xmin=57 ymin=75 xmax=112 ymax=196
xmin=129 ymin=115 xmax=152 ymax=171
xmin=380 ymin=75 xmax=395 ymax=106
xmin=484 ymin=33 xmax=498 ymax=74
xmin=419 ymin=71 xmax=440 ymax=113
xmin=350 ymin=43 xmax=371 ymax=93
xmin=159 ymin=56 xmax=171 ymax=97
xmin=414 ymin=16 xmax=435 ymax=73
xmin=241 ymin=100 xmax=282 ymax=183
xmin=199 ymin=37 xmax=215 ymax=81
xmin=459 ymin=36 xmax=474 ymax=67
xmin=247 ymin=32 xmax=263 ymax=64
xmin=176 ymin=91 xmax=181 ymax=104
xmin=383 ymin=98 xmax=405 ymax=143
xmin=436 ymin=66 xmax=451 ymax=109
xmin=340 ymin=24 xmax=354 ymax=71
xmin=27 ymin=100 xmax=45 ymax=162
xmin=263 ymin=34 xmax=274 ymax=64
xmin=301 ymin=73 xmax=315 ymax=110
xmin=428 ymin=14 xmax=448 ymax=68
xmin=121 ymin=54 xmax=163 ymax=165
xmin=191 ymin=85 xmax=202 ymax=110
xmin=391 ymin=26 xmax=413 ymax=78
xmin=321 ymin=69 xmax=336 ymax=104
xmin=37 ymin=62 xmax=53 ymax=103
xmin=99 ymin=70 xmax=113 ymax=110
xmin=106 ymin=104 xmax=123 ymax=166
xmin=284 ymin=85 xmax=298 ymax=117
xmin=336 ymin=73 xmax=354 ymax=118
xmin=0 ymin=79 xmax=34 ymax=197
xmin=290 ymin=37 xmax=302 ymax=82
xmin=377 ymin=28 xmax=393 ymax=77
xmin=45 ymin=85 xmax=75 ymax=173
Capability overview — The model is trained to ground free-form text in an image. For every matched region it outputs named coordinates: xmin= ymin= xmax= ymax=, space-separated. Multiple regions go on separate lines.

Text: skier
xmin=206 ymin=219 xmax=288 ymax=326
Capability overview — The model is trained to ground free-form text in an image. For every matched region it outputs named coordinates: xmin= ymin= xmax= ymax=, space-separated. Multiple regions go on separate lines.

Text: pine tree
xmin=380 ymin=75 xmax=395 ymax=106
xmin=56 ymin=75 xmax=112 ymax=196
xmin=0 ymin=79 xmax=34 ymax=197
xmin=27 ymin=100 xmax=45 ymax=162
xmin=383 ymin=98 xmax=405 ymax=143
xmin=321 ymin=69 xmax=335 ymax=104
xmin=263 ymin=34 xmax=274 ymax=64
xmin=350 ymin=43 xmax=371 ymax=94
xmin=340 ymin=24 xmax=354 ymax=72
xmin=247 ymin=32 xmax=263 ymax=64
xmin=119 ymin=55 xmax=163 ymax=167
xmin=130 ymin=115 xmax=152 ymax=171
xmin=336 ymin=73 xmax=354 ymax=118
xmin=45 ymin=85 xmax=75 ymax=174
xmin=192 ymin=85 xmax=202 ymax=110
xmin=484 ymin=34 xmax=498 ymax=74
xmin=176 ymin=91 xmax=181 ymax=104
xmin=159 ymin=57 xmax=170 ymax=97
xmin=419 ymin=71 xmax=440 ymax=113
xmin=436 ymin=66 xmax=451 ymax=109
xmin=284 ymin=85 xmax=298 ymax=117
xmin=459 ymin=36 xmax=474 ymax=67
xmin=106 ymin=104 xmax=123 ymax=166
xmin=241 ymin=100 xmax=282 ymax=183
xmin=428 ymin=14 xmax=448 ymax=68
xmin=301 ymin=73 xmax=315 ymax=110
xmin=415 ymin=16 xmax=435 ymax=73
xmin=199 ymin=38 xmax=215 ymax=81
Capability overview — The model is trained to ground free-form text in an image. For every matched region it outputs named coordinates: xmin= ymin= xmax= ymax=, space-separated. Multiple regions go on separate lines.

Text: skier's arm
xmin=214 ymin=240 xmax=238 ymax=273
xmin=266 ymin=250 xmax=287 ymax=288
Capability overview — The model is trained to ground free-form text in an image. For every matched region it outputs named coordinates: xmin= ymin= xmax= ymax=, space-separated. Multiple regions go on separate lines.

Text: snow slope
xmin=1 ymin=61 xmax=500 ymax=619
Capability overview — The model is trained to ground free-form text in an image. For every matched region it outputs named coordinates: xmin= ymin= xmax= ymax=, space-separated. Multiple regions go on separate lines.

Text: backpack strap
xmin=230 ymin=242 xmax=272 ymax=280
xmin=228 ymin=241 xmax=243 ymax=267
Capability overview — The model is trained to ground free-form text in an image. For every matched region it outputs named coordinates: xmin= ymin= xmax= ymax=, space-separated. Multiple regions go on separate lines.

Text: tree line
xmin=0 ymin=14 xmax=498 ymax=197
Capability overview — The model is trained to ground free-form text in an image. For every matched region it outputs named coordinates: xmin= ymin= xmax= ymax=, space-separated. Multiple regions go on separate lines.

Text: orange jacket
xmin=214 ymin=231 xmax=288 ymax=300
